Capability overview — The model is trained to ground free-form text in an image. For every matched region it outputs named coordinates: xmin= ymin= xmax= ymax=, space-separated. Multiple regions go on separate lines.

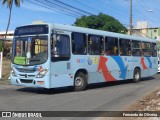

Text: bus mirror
xmin=51 ymin=32 xmax=56 ymax=42
xmin=53 ymin=34 xmax=57 ymax=44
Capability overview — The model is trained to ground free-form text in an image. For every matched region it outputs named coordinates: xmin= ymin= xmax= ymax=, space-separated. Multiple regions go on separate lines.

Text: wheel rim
xmin=135 ymin=72 xmax=140 ymax=80
xmin=75 ymin=77 xmax=84 ymax=87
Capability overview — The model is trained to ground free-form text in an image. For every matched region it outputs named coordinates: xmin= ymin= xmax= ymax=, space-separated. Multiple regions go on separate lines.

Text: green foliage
xmin=2 ymin=0 xmax=22 ymax=7
xmin=2 ymin=0 xmax=23 ymax=54
xmin=74 ymin=13 xmax=127 ymax=33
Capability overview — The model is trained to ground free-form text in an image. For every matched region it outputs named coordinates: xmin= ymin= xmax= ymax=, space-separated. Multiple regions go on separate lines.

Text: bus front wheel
xmin=74 ymin=72 xmax=87 ymax=91
xmin=133 ymin=68 xmax=141 ymax=83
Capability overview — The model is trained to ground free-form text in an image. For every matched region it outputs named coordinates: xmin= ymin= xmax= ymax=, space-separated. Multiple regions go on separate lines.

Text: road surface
xmin=0 ymin=74 xmax=160 ymax=118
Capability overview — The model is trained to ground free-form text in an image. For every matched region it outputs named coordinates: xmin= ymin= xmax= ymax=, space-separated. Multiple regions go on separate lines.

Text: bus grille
xmin=19 ymin=74 xmax=35 ymax=77
xmin=16 ymin=68 xmax=36 ymax=73
xmin=20 ymin=79 xmax=33 ymax=83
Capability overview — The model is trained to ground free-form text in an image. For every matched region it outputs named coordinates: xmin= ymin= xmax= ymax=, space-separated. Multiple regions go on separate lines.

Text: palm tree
xmin=2 ymin=0 xmax=22 ymax=52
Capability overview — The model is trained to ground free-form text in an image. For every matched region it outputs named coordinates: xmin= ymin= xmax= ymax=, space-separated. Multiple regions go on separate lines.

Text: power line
xmin=26 ymin=0 xmax=131 ymax=28
xmin=26 ymin=0 xmax=79 ymax=17
xmin=26 ymin=0 xmax=93 ymax=17
xmin=42 ymin=0 xmax=85 ymax=16
xmin=71 ymin=0 xmax=99 ymax=14
xmin=53 ymin=0 xmax=92 ymax=15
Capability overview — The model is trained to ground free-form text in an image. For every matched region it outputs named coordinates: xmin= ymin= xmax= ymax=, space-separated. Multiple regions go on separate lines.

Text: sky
xmin=0 ymin=0 xmax=160 ymax=31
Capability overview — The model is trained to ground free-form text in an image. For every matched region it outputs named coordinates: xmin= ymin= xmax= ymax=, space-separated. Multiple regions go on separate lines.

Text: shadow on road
xmin=17 ymin=87 xmax=74 ymax=95
xmin=17 ymin=76 xmax=156 ymax=95
xmin=88 ymin=76 xmax=155 ymax=90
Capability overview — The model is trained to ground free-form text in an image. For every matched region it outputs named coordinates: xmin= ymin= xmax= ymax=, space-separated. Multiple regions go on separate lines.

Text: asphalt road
xmin=0 ymin=74 xmax=160 ymax=118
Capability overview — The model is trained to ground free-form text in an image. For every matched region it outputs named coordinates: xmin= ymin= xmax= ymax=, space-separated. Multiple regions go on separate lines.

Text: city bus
xmin=10 ymin=23 xmax=158 ymax=91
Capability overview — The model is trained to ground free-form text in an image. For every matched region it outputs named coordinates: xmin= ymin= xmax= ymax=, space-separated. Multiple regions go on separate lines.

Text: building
xmin=147 ymin=28 xmax=160 ymax=40
xmin=0 ymin=31 xmax=14 ymax=40
xmin=132 ymin=27 xmax=160 ymax=40
xmin=137 ymin=21 xmax=148 ymax=29
xmin=131 ymin=21 xmax=160 ymax=57
xmin=132 ymin=21 xmax=147 ymax=37
xmin=133 ymin=27 xmax=160 ymax=56
xmin=132 ymin=28 xmax=148 ymax=37
xmin=132 ymin=21 xmax=160 ymax=40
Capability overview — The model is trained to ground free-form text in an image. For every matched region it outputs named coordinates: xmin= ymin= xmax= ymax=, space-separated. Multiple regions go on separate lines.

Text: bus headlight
xmin=11 ymin=69 xmax=17 ymax=77
xmin=36 ymin=69 xmax=48 ymax=78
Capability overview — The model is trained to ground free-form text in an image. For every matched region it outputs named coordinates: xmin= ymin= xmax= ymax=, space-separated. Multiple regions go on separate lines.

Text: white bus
xmin=10 ymin=23 xmax=158 ymax=91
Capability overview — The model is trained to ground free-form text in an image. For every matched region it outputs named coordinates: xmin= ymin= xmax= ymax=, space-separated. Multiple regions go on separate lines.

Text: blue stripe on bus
xmin=111 ymin=56 xmax=128 ymax=79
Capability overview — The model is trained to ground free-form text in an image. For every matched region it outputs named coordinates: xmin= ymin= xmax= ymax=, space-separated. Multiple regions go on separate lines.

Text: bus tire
xmin=74 ymin=72 xmax=87 ymax=91
xmin=133 ymin=68 xmax=141 ymax=83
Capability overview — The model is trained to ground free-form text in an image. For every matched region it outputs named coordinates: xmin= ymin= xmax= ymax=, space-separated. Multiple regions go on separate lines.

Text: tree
xmin=2 ymin=0 xmax=22 ymax=53
xmin=74 ymin=13 xmax=127 ymax=33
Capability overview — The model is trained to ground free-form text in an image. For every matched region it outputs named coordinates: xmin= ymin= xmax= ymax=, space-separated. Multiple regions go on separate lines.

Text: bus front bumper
xmin=10 ymin=75 xmax=50 ymax=88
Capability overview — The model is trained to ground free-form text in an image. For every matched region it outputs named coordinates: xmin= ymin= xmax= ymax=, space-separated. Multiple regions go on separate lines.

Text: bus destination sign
xmin=14 ymin=25 xmax=49 ymax=36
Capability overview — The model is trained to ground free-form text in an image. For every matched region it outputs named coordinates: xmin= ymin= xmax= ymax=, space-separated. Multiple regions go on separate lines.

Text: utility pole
xmin=129 ymin=0 xmax=133 ymax=35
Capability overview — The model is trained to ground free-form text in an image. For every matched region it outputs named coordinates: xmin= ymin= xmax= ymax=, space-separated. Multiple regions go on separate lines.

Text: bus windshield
xmin=11 ymin=36 xmax=48 ymax=66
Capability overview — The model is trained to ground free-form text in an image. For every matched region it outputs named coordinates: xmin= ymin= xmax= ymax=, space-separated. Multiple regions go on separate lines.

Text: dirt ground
xmin=127 ymin=87 xmax=160 ymax=111
xmin=98 ymin=87 xmax=160 ymax=120
xmin=2 ymin=58 xmax=11 ymax=79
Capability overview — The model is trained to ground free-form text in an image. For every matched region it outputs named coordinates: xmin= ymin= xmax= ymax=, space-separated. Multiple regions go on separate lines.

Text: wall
xmin=148 ymin=28 xmax=160 ymax=39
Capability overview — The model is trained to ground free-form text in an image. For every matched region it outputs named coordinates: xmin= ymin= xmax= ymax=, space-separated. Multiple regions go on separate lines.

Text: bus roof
xmin=17 ymin=23 xmax=156 ymax=43
xmin=51 ymin=23 xmax=155 ymax=43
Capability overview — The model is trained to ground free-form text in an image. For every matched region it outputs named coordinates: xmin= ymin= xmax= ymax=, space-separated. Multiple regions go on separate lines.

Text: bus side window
xmin=51 ymin=34 xmax=70 ymax=56
xmin=119 ymin=38 xmax=131 ymax=56
xmin=151 ymin=43 xmax=157 ymax=57
xmin=105 ymin=37 xmax=118 ymax=55
xmin=132 ymin=40 xmax=141 ymax=56
xmin=142 ymin=42 xmax=151 ymax=57
xmin=88 ymin=35 xmax=103 ymax=55
xmin=72 ymin=32 xmax=86 ymax=55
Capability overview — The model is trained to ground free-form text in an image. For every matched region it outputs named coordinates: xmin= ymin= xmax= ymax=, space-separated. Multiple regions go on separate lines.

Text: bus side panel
xmin=118 ymin=56 xmax=133 ymax=80
xmin=50 ymin=61 xmax=73 ymax=88
xmin=97 ymin=56 xmax=157 ymax=82
xmin=49 ymin=55 xmax=158 ymax=88
xmin=49 ymin=55 xmax=104 ymax=88
xmin=97 ymin=55 xmax=137 ymax=82
xmin=72 ymin=55 xmax=102 ymax=84
xmin=99 ymin=56 xmax=123 ymax=81
xmin=128 ymin=56 xmax=141 ymax=79
xmin=140 ymin=57 xmax=158 ymax=78
xmin=71 ymin=55 xmax=131 ymax=84
xmin=50 ymin=74 xmax=74 ymax=88
xmin=151 ymin=57 xmax=158 ymax=74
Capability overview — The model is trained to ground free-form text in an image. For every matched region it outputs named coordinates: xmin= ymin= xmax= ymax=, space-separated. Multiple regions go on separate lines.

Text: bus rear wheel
xmin=74 ymin=72 xmax=87 ymax=91
xmin=133 ymin=68 xmax=141 ymax=83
